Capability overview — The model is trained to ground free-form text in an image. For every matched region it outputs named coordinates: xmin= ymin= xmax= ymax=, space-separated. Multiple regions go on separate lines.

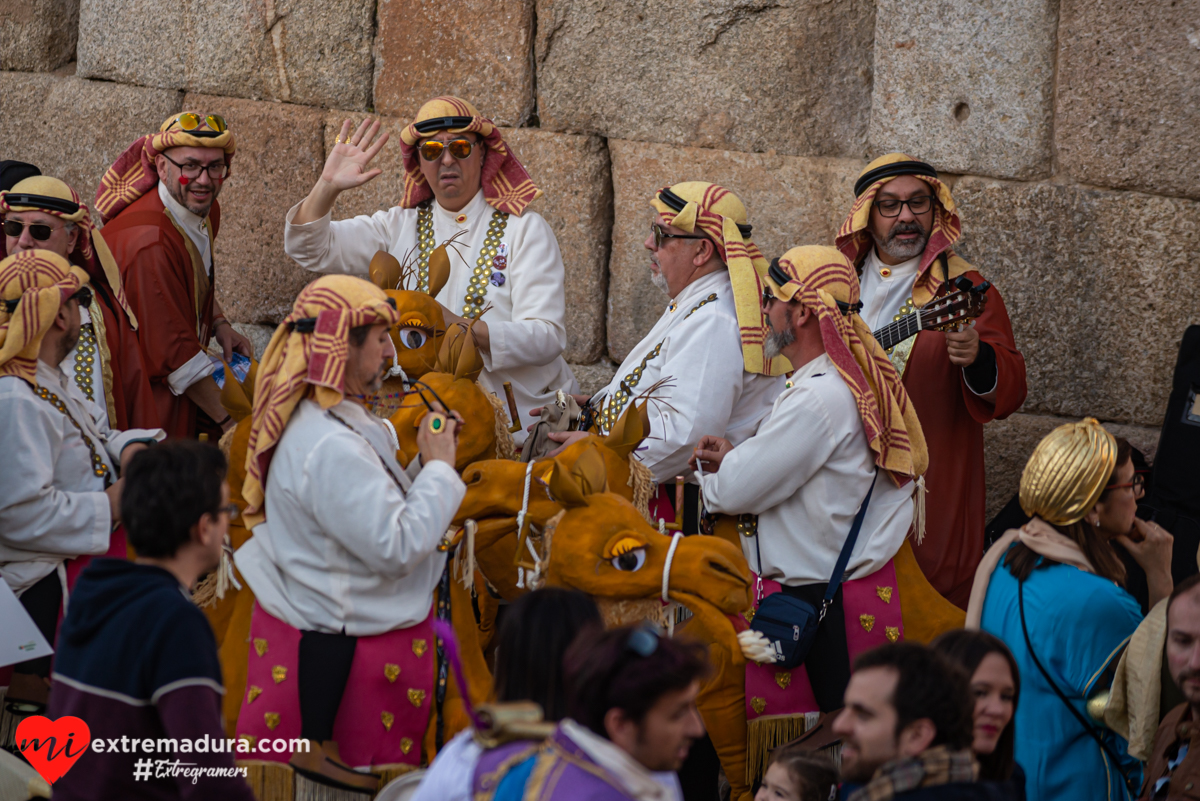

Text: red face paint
xmin=179 ymin=175 xmax=190 ymax=185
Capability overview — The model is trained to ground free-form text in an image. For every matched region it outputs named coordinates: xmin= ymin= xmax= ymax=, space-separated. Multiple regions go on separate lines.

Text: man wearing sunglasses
xmin=0 ymin=175 xmax=157 ymax=432
xmin=285 ymin=96 xmax=577 ymax=445
xmin=97 ymin=111 xmax=253 ymax=439
xmin=0 ymin=250 xmax=165 ymax=710
xmin=836 ymin=154 xmax=1027 ymax=608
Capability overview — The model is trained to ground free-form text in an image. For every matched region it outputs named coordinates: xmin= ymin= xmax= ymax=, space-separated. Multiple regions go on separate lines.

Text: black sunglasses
xmin=3 ymin=219 xmax=62 ymax=241
xmin=69 ymin=286 xmax=93 ymax=308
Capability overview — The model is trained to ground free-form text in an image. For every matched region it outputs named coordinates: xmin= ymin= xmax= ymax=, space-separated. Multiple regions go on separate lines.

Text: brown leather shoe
xmin=288 ymin=739 xmax=379 ymax=794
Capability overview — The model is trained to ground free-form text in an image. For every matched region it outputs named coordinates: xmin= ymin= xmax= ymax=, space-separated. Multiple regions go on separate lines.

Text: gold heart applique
xmin=876 ymin=586 xmax=893 ymax=604
xmin=239 ymin=735 xmax=258 ymax=749
xmin=381 ymin=711 xmax=395 ymax=731
xmin=385 ymin=663 xmax=401 ymax=683
xmin=253 ymin=638 xmax=268 ymax=657
xmin=247 ymin=685 xmax=262 ymax=703
xmin=272 ymin=665 xmax=287 ymax=684
xmin=860 ymin=614 xmax=875 ymax=633
xmin=400 ymin=737 xmax=414 ymax=755
xmin=264 ymin=712 xmax=280 ymax=731
xmin=750 ymin=697 xmax=767 ymax=714
xmin=775 ymin=672 xmax=791 ymax=689
xmin=412 ymin=639 xmax=428 ymax=658
xmin=885 ymin=626 xmax=900 ymax=643
xmin=408 ymin=688 xmax=426 ymax=707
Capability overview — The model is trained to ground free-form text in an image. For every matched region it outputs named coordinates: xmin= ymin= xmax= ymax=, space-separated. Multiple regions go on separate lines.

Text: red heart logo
xmin=16 ymin=715 xmax=91 ymax=784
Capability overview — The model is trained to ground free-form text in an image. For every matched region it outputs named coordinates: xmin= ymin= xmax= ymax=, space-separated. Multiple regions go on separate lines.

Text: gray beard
xmin=650 ymin=270 xmax=669 ymax=295
xmin=763 ymin=319 xmax=795 ymax=361
xmin=870 ymin=223 xmax=928 ymax=261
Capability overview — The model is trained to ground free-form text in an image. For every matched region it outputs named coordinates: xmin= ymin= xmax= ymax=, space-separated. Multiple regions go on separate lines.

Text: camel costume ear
xmin=427 ymin=242 xmax=452 ymax=298
xmin=436 ymin=322 xmax=485 ymax=381
xmin=547 ymin=445 xmax=609 ymax=508
xmin=368 ymin=250 xmax=404 ymax=291
xmin=602 ymin=400 xmax=649 ymax=460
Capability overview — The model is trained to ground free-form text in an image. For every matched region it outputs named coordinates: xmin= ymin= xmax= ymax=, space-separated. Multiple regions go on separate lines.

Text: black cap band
xmin=767 ymin=259 xmax=861 ymax=316
xmin=413 ymin=116 xmax=475 ymax=135
xmin=853 ymin=160 xmax=938 ymax=197
xmin=285 ymin=298 xmax=395 ymax=333
xmin=4 ymin=193 xmax=80 ymax=216
xmin=2 ymin=297 xmax=19 ymax=313
xmin=657 ymin=187 xmax=753 ymax=239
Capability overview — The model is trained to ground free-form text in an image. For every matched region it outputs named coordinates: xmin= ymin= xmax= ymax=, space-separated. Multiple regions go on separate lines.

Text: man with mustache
xmin=96 ymin=112 xmax=253 ymax=439
xmin=837 ymin=154 xmax=1027 ymax=608
xmin=285 ymin=97 xmax=576 ymax=444
xmin=1140 ymin=574 xmax=1200 ymax=800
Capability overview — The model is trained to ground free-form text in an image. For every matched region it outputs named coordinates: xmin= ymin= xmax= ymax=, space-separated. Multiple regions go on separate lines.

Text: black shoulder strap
xmin=1018 ymin=579 xmax=1140 ymax=796
xmin=820 ymin=470 xmax=878 ymax=622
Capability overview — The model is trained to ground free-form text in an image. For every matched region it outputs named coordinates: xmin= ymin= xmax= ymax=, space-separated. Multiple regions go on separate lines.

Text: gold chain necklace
xmin=32 ymin=385 xmax=112 ymax=484
xmin=414 ymin=205 xmax=510 ymax=319
xmin=72 ymin=322 xmax=99 ymax=401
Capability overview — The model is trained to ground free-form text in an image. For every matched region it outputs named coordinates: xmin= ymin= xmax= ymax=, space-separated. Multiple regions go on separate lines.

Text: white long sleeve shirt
xmin=284 ymin=190 xmax=577 ymax=443
xmin=234 ymin=398 xmax=466 ymax=636
xmin=0 ymin=360 xmax=165 ymax=594
xmin=593 ymin=270 xmax=783 ymax=483
xmin=697 ymin=353 xmax=914 ymax=587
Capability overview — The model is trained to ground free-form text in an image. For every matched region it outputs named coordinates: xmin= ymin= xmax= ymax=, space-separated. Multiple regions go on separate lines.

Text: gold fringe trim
xmin=486 ymin=388 xmax=517 ymax=460
xmin=218 ymin=424 xmax=236 ymax=461
xmin=745 ymin=713 xmax=816 ymax=786
xmin=236 ymin=760 xmax=295 ymax=801
xmin=374 ymin=763 xmax=421 ymax=789
xmin=627 ymin=458 xmax=654 ymax=523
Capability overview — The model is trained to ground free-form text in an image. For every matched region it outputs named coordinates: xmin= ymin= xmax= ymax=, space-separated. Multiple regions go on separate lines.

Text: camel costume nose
xmin=666 ymin=532 xmax=752 ymax=614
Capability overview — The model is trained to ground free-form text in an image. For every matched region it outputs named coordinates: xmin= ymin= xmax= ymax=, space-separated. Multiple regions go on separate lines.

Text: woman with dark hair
xmin=932 ymin=629 xmax=1023 ymax=792
xmin=411 ymin=588 xmax=602 ymax=801
xmin=966 ymin=419 xmax=1174 ymax=801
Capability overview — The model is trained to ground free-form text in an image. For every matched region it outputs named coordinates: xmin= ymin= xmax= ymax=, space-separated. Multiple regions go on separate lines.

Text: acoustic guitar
xmin=872 ymin=276 xmax=992 ymax=351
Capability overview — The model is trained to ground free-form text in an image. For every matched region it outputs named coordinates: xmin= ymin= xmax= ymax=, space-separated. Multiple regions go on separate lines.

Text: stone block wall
xmin=2 ymin=0 xmax=1196 ymax=518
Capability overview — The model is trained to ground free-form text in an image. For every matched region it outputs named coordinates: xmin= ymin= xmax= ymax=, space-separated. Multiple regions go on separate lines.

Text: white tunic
xmin=284 ymin=190 xmax=578 ymax=444
xmin=234 ymin=398 xmax=466 ymax=636
xmin=696 ymin=353 xmax=914 ymax=587
xmin=593 ymin=270 xmax=783 ymax=484
xmin=0 ymin=360 xmax=165 ymax=594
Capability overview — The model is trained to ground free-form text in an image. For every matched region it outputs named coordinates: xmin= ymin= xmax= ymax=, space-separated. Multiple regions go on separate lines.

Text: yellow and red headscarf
xmin=242 ymin=275 xmax=400 ymax=526
xmin=95 ymin=112 xmax=236 ymax=224
xmin=650 ymin=182 xmax=786 ymax=377
xmin=0 ymin=176 xmax=136 ymax=327
xmin=0 ymin=250 xmax=89 ymax=385
xmin=765 ymin=245 xmax=927 ymax=483
xmin=836 ymin=153 xmax=977 ymax=308
xmin=398 ymin=96 xmax=542 ymax=216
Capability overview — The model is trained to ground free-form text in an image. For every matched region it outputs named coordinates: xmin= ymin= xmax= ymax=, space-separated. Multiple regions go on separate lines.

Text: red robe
xmin=102 ymin=190 xmax=219 ymax=439
xmin=899 ymin=270 xmax=1026 ymax=607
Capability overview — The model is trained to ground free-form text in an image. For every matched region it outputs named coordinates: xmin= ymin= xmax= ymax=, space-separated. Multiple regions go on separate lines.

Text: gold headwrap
xmin=398 ymin=96 xmax=542 ymax=216
xmin=765 ymin=245 xmax=928 ymax=482
xmin=242 ymin=276 xmax=400 ymax=527
xmin=0 ymin=250 xmax=89 ymax=385
xmin=1019 ymin=418 xmax=1117 ymax=526
xmin=0 ymin=176 xmax=136 ymax=327
xmin=650 ymin=182 xmax=786 ymax=376
xmin=95 ymin=111 xmax=236 ymax=224
xmin=836 ymin=153 xmax=977 ymax=308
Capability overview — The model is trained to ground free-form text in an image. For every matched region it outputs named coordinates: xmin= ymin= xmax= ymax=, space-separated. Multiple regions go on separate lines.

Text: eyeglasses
xmin=68 ymin=286 xmax=93 ymax=309
xmin=3 ymin=219 xmax=62 ymax=241
xmin=761 ymin=286 xmax=780 ymax=309
xmin=651 ymin=222 xmax=708 ymax=251
xmin=215 ymin=503 xmax=240 ymax=520
xmin=160 ymin=152 xmax=229 ymax=182
xmin=625 ymin=623 xmax=661 ymax=658
xmin=419 ymin=138 xmax=477 ymax=162
xmin=875 ymin=195 xmax=934 ymax=218
xmin=173 ymin=113 xmax=228 ymax=134
xmin=1108 ymin=474 xmax=1145 ymax=496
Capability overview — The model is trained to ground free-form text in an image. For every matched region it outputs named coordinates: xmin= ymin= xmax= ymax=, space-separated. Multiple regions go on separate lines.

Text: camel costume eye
xmin=606 ymin=536 xmax=647 ymax=572
xmin=398 ymin=326 xmax=430 ymax=349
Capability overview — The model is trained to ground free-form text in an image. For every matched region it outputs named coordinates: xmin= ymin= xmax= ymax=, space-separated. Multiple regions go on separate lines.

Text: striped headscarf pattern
xmin=0 ymin=250 xmax=88 ymax=385
xmin=836 ymin=153 xmax=976 ymax=308
xmin=398 ymin=96 xmax=542 ymax=216
xmin=766 ymin=245 xmax=927 ymax=483
xmin=650 ymin=181 xmax=787 ymax=377
xmin=242 ymin=275 xmax=400 ymax=527
xmin=0 ymin=176 xmax=136 ymax=326
xmin=94 ymin=112 xmax=235 ymax=224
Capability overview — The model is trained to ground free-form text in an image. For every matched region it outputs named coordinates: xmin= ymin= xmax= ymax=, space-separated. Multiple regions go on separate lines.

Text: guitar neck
xmin=873 ymin=310 xmax=924 ymax=351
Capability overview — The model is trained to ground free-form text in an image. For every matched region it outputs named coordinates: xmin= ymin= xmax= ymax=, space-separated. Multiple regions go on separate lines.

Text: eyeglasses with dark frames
xmin=160 ymin=152 xmax=229 ymax=182
xmin=874 ymin=195 xmax=934 ymax=218
xmin=651 ymin=222 xmax=708 ymax=251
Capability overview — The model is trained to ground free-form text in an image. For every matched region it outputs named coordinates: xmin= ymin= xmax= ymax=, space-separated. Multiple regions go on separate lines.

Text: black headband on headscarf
xmin=413 ymin=116 xmax=475 ymax=135
xmin=656 ymin=187 xmax=754 ymax=239
xmin=853 ymin=160 xmax=939 ymax=197
xmin=4 ymin=193 xmax=81 ymax=216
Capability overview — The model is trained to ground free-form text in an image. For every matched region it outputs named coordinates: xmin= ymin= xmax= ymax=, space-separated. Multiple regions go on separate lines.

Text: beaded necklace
xmin=32 ymin=385 xmax=112 ymax=485
xmin=72 ymin=322 xmax=99 ymax=401
xmin=413 ymin=205 xmax=510 ymax=319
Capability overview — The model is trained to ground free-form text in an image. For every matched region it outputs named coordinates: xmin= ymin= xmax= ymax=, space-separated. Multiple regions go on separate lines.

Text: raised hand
xmin=323 ymin=118 xmax=390 ymax=191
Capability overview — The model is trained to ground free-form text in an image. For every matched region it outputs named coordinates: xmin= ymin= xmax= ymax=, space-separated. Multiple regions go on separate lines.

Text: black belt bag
xmin=748 ymin=471 xmax=877 ymax=670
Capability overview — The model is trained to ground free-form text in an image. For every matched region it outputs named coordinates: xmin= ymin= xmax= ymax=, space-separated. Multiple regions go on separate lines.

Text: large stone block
xmin=0 ymin=0 xmax=78 ymax=72
xmin=570 ymin=360 xmax=617 ymax=397
xmin=607 ymin=139 xmax=862 ymax=362
xmin=869 ymin=0 xmax=1056 ymax=180
xmin=373 ymin=0 xmax=534 ymax=125
xmin=186 ymin=94 xmax=327 ymax=324
xmin=0 ymin=71 xmax=181 ymax=203
xmin=321 ymin=112 xmax=611 ymax=363
xmin=535 ymin=0 xmax=875 ymax=158
xmin=1056 ymin=0 xmax=1200 ymax=200
xmin=77 ymin=0 xmax=374 ymax=109
xmin=983 ymin=412 xmax=1160 ymax=520
xmin=954 ymin=176 xmax=1200 ymax=428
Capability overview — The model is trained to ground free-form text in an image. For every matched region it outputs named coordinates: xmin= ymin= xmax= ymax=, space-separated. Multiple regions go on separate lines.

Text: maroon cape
xmin=101 ymin=190 xmax=219 ymax=439
xmin=902 ymin=270 xmax=1026 ymax=607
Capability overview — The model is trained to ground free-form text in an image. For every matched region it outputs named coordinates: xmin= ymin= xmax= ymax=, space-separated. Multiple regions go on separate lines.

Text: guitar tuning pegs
xmin=954 ymin=275 xmax=974 ymax=292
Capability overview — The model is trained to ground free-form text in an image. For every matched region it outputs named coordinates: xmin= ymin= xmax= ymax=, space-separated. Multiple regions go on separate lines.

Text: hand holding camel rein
xmin=872 ymin=275 xmax=992 ymax=351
